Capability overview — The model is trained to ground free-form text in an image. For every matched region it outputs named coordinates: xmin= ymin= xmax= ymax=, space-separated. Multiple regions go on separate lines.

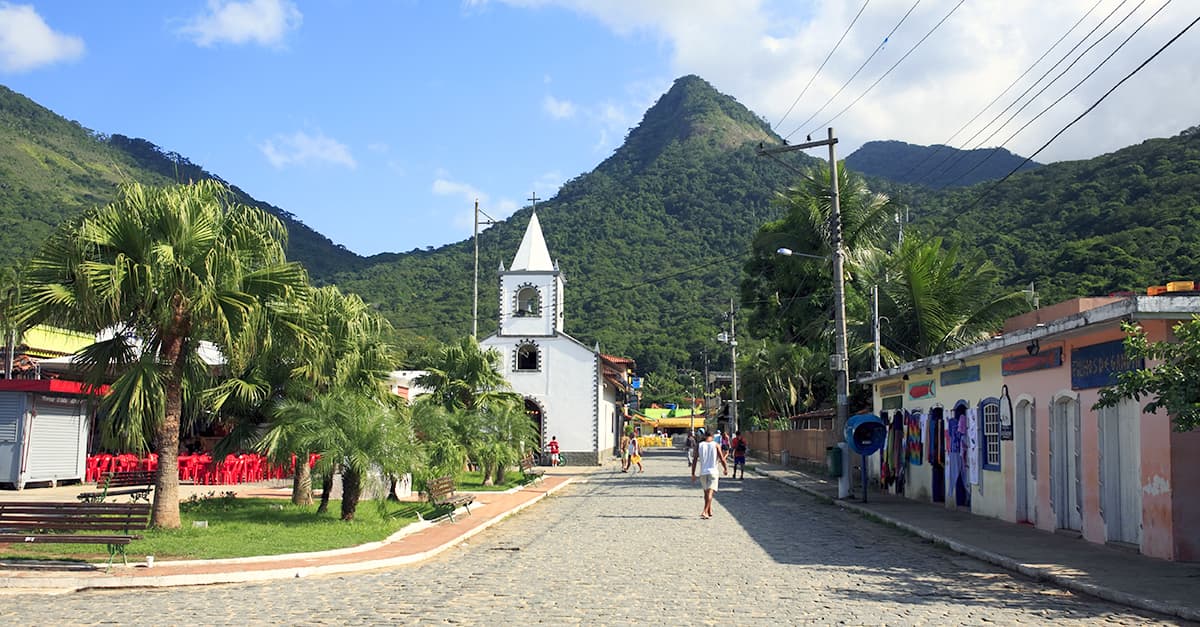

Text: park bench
xmin=426 ymin=475 xmax=474 ymax=522
xmin=77 ymin=470 xmax=157 ymax=503
xmin=0 ymin=501 xmax=151 ymax=568
xmin=519 ymin=454 xmax=545 ymax=483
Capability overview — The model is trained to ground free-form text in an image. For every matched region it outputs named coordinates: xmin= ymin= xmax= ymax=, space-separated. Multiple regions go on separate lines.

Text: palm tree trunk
xmin=495 ymin=464 xmax=506 ymax=485
xmin=291 ymin=459 xmax=313 ymax=506
xmin=151 ymin=331 xmax=187 ymax=529
xmin=387 ymin=476 xmax=399 ymax=502
xmin=317 ymin=472 xmax=333 ymax=514
xmin=340 ymin=469 xmax=361 ymax=521
xmin=482 ymin=464 xmax=493 ymax=486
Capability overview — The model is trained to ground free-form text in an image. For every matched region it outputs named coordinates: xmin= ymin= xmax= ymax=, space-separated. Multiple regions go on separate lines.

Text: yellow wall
xmin=21 ymin=325 xmax=93 ymax=357
xmin=873 ymin=354 xmax=1009 ymax=519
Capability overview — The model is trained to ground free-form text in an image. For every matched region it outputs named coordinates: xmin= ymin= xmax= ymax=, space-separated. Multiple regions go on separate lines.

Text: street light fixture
xmin=764 ymin=128 xmax=850 ymax=499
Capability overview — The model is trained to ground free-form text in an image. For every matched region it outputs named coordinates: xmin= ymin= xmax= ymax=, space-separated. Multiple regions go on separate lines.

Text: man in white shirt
xmin=690 ymin=429 xmax=728 ymax=519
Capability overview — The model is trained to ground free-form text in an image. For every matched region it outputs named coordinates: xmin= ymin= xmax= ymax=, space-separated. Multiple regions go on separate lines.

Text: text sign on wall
xmin=881 ymin=395 xmax=903 ymax=410
xmin=878 ymin=381 xmax=904 ymax=397
xmin=1002 ymin=346 xmax=1063 ymax=375
xmin=1071 ymin=340 xmax=1144 ymax=390
xmin=940 ymin=365 xmax=981 ymax=387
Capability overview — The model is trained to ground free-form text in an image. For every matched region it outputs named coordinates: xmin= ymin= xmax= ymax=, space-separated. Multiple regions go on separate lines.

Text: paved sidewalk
xmin=0 ymin=470 xmax=589 ymax=591
xmin=754 ymin=463 xmax=1200 ymax=622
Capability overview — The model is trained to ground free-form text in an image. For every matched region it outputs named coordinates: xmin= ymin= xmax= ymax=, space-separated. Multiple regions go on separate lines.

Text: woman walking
xmin=627 ymin=435 xmax=644 ymax=473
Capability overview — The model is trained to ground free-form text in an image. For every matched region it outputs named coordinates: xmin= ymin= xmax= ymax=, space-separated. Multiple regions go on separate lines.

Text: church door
xmin=525 ymin=398 xmax=544 ymax=450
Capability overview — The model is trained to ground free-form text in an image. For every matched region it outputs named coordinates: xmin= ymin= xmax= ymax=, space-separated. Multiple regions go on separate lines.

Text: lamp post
xmin=472 ymin=199 xmax=498 ymax=340
xmin=765 ymin=128 xmax=850 ymax=499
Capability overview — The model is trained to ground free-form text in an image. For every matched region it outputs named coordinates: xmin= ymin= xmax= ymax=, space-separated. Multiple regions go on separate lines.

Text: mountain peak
xmin=846 ymin=140 xmax=1041 ymax=188
xmin=605 ymin=75 xmax=776 ymax=173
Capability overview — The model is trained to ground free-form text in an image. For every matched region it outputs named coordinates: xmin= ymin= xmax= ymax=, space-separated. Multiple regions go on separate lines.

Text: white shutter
xmin=25 ymin=398 xmax=84 ymax=482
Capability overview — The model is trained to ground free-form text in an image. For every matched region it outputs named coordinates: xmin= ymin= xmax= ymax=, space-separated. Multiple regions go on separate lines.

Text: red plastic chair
xmin=85 ymin=455 xmax=100 ymax=482
xmin=218 ymin=454 xmax=241 ymax=484
xmin=142 ymin=453 xmax=158 ymax=472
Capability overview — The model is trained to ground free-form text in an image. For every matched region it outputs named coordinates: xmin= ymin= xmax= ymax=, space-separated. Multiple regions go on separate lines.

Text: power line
xmin=784 ymin=0 xmax=922 ymax=141
xmin=775 ymin=0 xmax=872 ymax=131
xmin=962 ymin=10 xmax=1200 ymax=213
xmin=893 ymin=0 xmax=1106 ymax=183
xmin=808 ymin=0 xmax=967 ymax=137
xmin=943 ymin=0 xmax=1168 ymax=187
xmin=917 ymin=0 xmax=1137 ymax=185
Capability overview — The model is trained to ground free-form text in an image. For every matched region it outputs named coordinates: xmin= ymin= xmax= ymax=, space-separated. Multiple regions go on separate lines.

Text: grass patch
xmin=456 ymin=469 xmax=531 ymax=491
xmin=0 ymin=496 xmax=437 ymax=563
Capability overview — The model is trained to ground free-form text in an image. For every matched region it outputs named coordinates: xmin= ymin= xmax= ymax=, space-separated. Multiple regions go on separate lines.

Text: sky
xmin=1 ymin=0 xmax=1197 ymax=256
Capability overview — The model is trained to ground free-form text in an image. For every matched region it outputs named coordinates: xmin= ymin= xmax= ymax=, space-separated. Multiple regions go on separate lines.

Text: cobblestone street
xmin=0 ymin=450 xmax=1177 ymax=625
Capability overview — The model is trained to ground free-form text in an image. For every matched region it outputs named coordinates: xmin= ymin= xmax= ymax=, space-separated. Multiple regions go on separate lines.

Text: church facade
xmin=481 ymin=213 xmax=621 ymax=465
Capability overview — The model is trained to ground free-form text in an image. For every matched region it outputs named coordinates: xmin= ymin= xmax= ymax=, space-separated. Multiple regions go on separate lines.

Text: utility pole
xmin=472 ymin=199 xmax=497 ymax=340
xmin=758 ymin=127 xmax=851 ymax=499
xmin=872 ymin=284 xmax=881 ymax=372
xmin=727 ymin=299 xmax=739 ymax=435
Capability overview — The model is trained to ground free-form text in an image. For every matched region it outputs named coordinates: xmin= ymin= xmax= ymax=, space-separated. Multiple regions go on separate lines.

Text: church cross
xmin=528 ymin=192 xmax=540 ymax=211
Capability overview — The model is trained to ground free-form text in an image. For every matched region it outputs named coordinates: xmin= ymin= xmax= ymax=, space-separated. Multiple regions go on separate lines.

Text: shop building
xmin=862 ymin=294 xmax=1200 ymax=561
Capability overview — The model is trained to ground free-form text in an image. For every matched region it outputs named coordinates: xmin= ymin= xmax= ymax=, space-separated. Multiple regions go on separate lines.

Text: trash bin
xmin=826 ymin=446 xmax=843 ymax=478
xmin=780 ymin=450 xmax=790 ymax=466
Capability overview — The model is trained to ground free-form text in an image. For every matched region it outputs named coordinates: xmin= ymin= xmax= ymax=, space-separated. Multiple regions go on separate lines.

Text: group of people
xmin=620 ymin=432 xmax=644 ymax=473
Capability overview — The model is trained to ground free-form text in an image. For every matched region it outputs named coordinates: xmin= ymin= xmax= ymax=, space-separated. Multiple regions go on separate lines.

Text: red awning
xmin=0 ymin=379 xmax=109 ymax=395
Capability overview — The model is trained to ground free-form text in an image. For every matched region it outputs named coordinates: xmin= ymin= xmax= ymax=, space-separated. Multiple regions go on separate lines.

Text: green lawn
xmin=0 ymin=496 xmax=437 ymax=563
xmin=456 ymin=469 xmax=532 ymax=491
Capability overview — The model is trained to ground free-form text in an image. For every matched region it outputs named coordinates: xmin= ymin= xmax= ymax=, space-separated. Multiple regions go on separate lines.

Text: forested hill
xmin=896 ymin=125 xmax=1200 ymax=305
xmin=846 ymin=140 xmax=1040 ymax=188
xmin=0 ymin=85 xmax=364 ymax=279
xmin=332 ymin=75 xmax=802 ymax=371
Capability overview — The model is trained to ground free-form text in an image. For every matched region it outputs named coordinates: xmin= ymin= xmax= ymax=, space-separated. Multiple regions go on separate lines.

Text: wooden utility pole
xmin=472 ymin=200 xmax=497 ymax=339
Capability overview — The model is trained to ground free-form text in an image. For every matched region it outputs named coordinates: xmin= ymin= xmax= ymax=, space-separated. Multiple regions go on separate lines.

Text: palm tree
xmin=475 ymin=399 xmax=539 ymax=485
xmin=415 ymin=336 xmax=515 ymax=411
xmin=864 ymin=236 xmax=1029 ymax=363
xmin=19 ymin=181 xmax=308 ymax=528
xmin=264 ymin=390 xmax=420 ymax=521
xmin=0 ymin=264 xmax=26 ymax=378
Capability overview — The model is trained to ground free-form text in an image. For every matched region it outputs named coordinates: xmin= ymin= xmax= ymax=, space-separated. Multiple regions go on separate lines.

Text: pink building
xmin=866 ymin=295 xmax=1200 ymax=561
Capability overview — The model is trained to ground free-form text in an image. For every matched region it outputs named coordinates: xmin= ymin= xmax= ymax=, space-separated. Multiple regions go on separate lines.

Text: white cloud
xmin=543 ymin=94 xmax=577 ymax=119
xmin=180 ymin=0 xmax=302 ymax=48
xmin=488 ymin=0 xmax=1200 ymax=162
xmin=0 ymin=3 xmax=84 ymax=73
xmin=259 ymin=130 xmax=356 ymax=169
xmin=367 ymin=142 xmax=389 ymax=153
xmin=432 ymin=177 xmax=487 ymax=205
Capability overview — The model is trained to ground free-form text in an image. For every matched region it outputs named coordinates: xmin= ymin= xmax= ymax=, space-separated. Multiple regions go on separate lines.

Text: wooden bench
xmin=425 ymin=475 xmax=474 ymax=522
xmin=0 ymin=501 xmax=151 ymax=568
xmin=77 ymin=470 xmax=157 ymax=503
xmin=519 ymin=454 xmax=545 ymax=482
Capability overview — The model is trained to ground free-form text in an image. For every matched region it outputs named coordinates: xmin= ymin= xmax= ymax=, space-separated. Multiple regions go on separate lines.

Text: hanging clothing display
xmin=906 ymin=411 xmax=923 ymax=466
xmin=967 ymin=407 xmax=981 ymax=490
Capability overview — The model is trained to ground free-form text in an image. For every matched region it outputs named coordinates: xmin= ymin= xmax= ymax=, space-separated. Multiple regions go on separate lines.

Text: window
xmin=982 ymin=399 xmax=1001 ymax=470
xmin=515 ymin=342 xmax=540 ymax=371
xmin=515 ymin=286 xmax=540 ymax=317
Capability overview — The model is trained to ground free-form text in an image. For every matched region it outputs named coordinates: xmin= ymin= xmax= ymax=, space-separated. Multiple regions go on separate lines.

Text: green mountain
xmin=895 ymin=125 xmax=1200 ymax=305
xmin=0 ymin=85 xmax=363 ymax=279
xmin=846 ymin=140 xmax=1040 ymax=188
xmin=333 ymin=75 xmax=802 ymax=372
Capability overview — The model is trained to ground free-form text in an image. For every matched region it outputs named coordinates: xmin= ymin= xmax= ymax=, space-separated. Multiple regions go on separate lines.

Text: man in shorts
xmin=547 ymin=436 xmax=560 ymax=467
xmin=731 ymin=431 xmax=747 ymax=479
xmin=690 ymin=429 xmax=727 ymax=519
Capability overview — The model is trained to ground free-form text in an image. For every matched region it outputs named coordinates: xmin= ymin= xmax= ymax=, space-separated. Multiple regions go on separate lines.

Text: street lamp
xmin=765 ymin=128 xmax=850 ymax=499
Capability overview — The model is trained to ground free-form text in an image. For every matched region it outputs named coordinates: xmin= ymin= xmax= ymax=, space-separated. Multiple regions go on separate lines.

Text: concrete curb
xmin=0 ymin=477 xmax=576 ymax=591
xmin=755 ymin=468 xmax=1198 ymax=623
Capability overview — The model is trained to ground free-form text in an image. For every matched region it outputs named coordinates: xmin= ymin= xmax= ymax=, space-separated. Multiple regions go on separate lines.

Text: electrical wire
xmin=808 ymin=0 xmax=967 ymax=137
xmin=916 ymin=0 xmax=1135 ymax=185
xmin=784 ymin=0 xmax=922 ymax=141
xmin=775 ymin=0 xmax=872 ymax=131
xmin=943 ymin=0 xmax=1168 ymax=187
xmin=961 ymin=11 xmax=1200 ymax=213
xmin=892 ymin=0 xmax=1105 ymax=184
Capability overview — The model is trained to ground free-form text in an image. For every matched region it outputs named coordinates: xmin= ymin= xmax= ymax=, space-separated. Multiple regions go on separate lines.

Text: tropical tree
xmin=263 ymin=390 xmax=421 ymax=520
xmin=739 ymin=340 xmax=824 ymax=419
xmin=415 ymin=336 xmax=513 ymax=411
xmin=474 ymin=399 xmax=540 ymax=485
xmin=18 ymin=180 xmax=308 ymax=528
xmin=0 ymin=264 xmax=26 ymax=378
xmin=1096 ymin=318 xmax=1200 ymax=432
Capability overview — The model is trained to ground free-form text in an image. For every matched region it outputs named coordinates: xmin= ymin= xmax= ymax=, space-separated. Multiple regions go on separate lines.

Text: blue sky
xmin=2 ymin=1 xmax=1197 ymax=255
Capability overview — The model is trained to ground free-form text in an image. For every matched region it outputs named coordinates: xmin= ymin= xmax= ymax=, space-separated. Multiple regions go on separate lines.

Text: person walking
xmin=691 ymin=429 xmax=727 ymax=519
xmin=619 ymin=431 xmax=631 ymax=472
xmin=627 ymin=435 xmax=644 ymax=473
xmin=547 ymin=436 xmax=560 ymax=467
xmin=731 ymin=431 xmax=747 ymax=479
xmin=685 ymin=430 xmax=697 ymax=467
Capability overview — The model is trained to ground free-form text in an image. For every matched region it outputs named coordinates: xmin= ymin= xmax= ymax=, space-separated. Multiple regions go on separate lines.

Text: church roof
xmin=509 ymin=212 xmax=555 ymax=272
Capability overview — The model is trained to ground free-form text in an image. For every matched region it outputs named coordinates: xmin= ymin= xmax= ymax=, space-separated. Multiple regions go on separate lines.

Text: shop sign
xmin=881 ymin=395 xmax=903 ymax=410
xmin=878 ymin=381 xmax=904 ymax=397
xmin=1002 ymin=346 xmax=1063 ymax=375
xmin=1071 ymin=340 xmax=1144 ymax=390
xmin=908 ymin=379 xmax=935 ymax=400
xmin=998 ymin=385 xmax=1014 ymax=440
xmin=940 ymin=365 xmax=980 ymax=386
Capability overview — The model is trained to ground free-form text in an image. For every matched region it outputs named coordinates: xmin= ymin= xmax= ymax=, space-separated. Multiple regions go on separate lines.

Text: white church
xmin=481 ymin=213 xmax=627 ymax=465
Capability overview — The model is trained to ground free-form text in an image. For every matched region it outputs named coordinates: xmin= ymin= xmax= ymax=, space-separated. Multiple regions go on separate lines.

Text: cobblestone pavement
xmin=0 ymin=450 xmax=1179 ymax=625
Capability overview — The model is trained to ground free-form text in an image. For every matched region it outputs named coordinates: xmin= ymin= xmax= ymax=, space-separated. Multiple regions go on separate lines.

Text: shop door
xmin=1050 ymin=397 xmax=1082 ymax=531
xmin=1014 ymin=399 xmax=1036 ymax=524
xmin=25 ymin=398 xmax=85 ymax=483
xmin=1099 ymin=399 xmax=1142 ymax=545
